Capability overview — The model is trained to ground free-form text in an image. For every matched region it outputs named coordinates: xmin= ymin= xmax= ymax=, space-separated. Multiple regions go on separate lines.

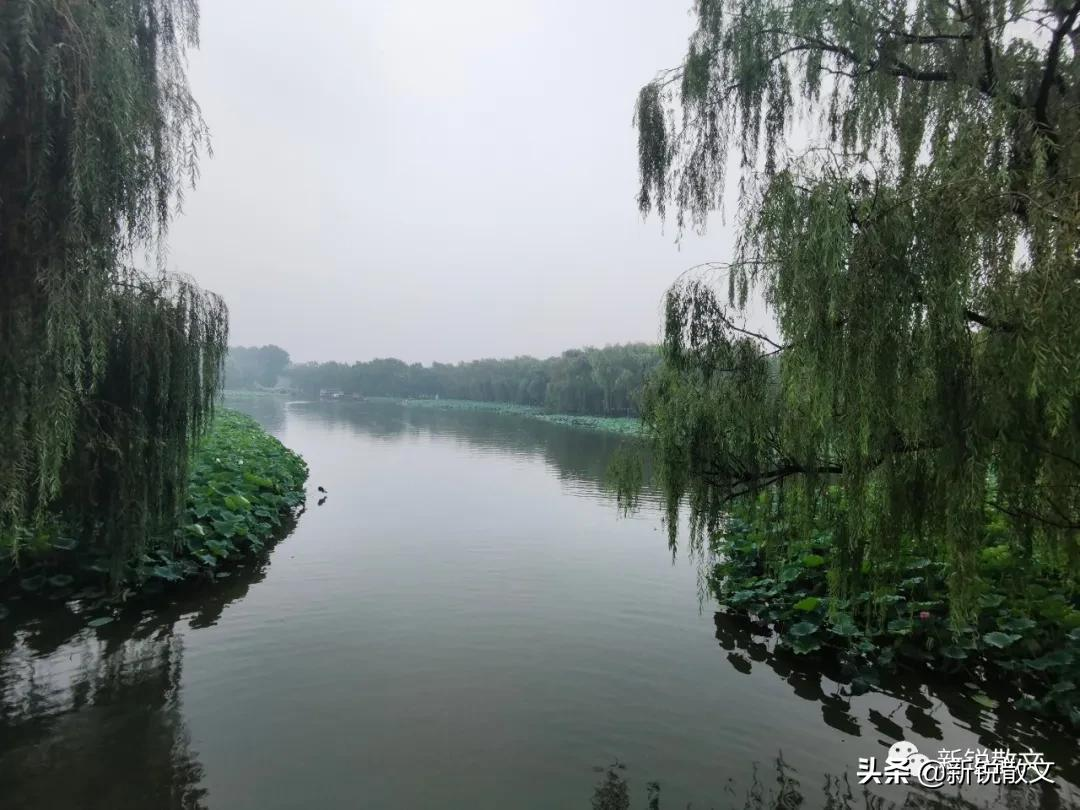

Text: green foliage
xmin=63 ymin=272 xmax=227 ymax=579
xmin=711 ymin=505 xmax=1080 ymax=724
xmin=606 ymin=446 xmax=645 ymax=514
xmin=535 ymin=414 xmax=643 ymax=436
xmin=134 ymin=409 xmax=307 ymax=587
xmin=0 ymin=410 xmax=307 ymax=610
xmin=225 ymin=345 xmax=292 ymax=389
xmin=378 ymin=397 xmax=545 ymax=415
xmin=350 ymin=397 xmax=643 ymax=436
xmin=287 ymin=344 xmax=661 ymax=418
xmin=634 ymin=0 xmax=1080 ymax=617
xmin=0 ymin=0 xmax=226 ymax=573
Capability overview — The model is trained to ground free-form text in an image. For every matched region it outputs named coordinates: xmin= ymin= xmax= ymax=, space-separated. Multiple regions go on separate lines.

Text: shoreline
xmin=225 ymin=390 xmax=647 ymax=437
xmin=0 ymin=409 xmax=308 ymax=626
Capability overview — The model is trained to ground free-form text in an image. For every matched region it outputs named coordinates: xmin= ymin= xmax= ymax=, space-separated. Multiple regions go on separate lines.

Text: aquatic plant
xmin=710 ymin=500 xmax=1080 ymax=725
xmin=138 ymin=409 xmax=308 ymax=587
xmin=535 ymin=414 xmax=644 ymax=437
xmin=0 ymin=410 xmax=307 ymax=611
xmin=366 ymin=397 xmax=646 ymax=437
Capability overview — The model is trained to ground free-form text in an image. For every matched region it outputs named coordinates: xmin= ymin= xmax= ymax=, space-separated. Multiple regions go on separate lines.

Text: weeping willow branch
xmin=633 ymin=0 xmax=1080 ymax=615
xmin=0 ymin=0 xmax=226 ymax=577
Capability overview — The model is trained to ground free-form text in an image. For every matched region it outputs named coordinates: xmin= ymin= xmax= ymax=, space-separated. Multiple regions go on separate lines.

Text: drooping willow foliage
xmin=0 ymin=0 xmax=226 ymax=573
xmin=635 ymin=0 xmax=1080 ymax=614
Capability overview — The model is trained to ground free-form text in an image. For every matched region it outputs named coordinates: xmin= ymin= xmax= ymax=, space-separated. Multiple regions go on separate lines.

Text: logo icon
xmin=857 ymin=741 xmax=1054 ymax=788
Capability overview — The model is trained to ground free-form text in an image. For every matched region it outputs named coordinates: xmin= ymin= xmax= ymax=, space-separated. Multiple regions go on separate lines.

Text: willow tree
xmin=0 ymin=0 xmax=226 ymax=574
xmin=635 ymin=0 xmax=1080 ymax=612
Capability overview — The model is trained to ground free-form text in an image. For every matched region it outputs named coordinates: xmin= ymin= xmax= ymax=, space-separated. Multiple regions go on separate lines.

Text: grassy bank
xmin=367 ymin=396 xmax=646 ymax=437
xmin=0 ymin=409 xmax=307 ymax=622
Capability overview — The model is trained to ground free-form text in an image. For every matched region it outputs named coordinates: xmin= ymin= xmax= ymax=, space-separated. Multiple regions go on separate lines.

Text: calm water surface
xmin=1 ymin=399 xmax=1076 ymax=809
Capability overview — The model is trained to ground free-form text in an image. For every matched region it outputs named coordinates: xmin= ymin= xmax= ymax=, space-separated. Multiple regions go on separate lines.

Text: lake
xmin=1 ymin=398 xmax=1076 ymax=809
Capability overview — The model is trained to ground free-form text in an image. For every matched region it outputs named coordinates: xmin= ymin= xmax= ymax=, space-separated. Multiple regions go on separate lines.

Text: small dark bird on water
xmin=317 ymin=486 xmax=327 ymax=493
xmin=317 ymin=496 xmax=327 ymax=507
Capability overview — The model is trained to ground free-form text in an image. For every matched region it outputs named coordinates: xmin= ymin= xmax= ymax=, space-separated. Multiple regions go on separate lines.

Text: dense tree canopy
xmin=0 ymin=0 xmax=226 ymax=573
xmin=636 ymin=0 xmax=1080 ymax=613
xmin=225 ymin=345 xmax=291 ymax=389
xmin=287 ymin=344 xmax=660 ymax=417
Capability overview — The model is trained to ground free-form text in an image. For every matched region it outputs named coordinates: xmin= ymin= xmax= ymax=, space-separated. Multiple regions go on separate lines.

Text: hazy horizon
xmin=232 ymin=340 xmax=661 ymax=367
xmin=166 ymin=0 xmax=747 ymax=365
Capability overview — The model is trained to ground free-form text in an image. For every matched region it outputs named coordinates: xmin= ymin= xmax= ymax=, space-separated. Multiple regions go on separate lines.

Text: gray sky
xmin=169 ymin=0 xmax=737 ymax=364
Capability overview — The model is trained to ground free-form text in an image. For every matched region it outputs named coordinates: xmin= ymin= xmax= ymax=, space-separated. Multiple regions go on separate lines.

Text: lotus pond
xmin=0 ymin=398 xmax=1075 ymax=809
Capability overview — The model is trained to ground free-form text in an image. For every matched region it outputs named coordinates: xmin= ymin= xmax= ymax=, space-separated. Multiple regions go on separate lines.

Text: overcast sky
xmin=168 ymin=0 xmax=738 ymax=365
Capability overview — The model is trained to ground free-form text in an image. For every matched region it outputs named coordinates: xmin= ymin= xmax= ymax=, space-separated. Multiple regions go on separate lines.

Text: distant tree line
xmin=225 ymin=345 xmax=291 ymax=389
xmin=285 ymin=344 xmax=660 ymax=416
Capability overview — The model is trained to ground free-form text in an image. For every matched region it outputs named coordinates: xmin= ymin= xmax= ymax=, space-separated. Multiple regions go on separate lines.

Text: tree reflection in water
xmin=275 ymin=397 xmax=662 ymax=504
xmin=3 ymin=399 xmax=1076 ymax=810
xmin=591 ymin=754 xmax=1078 ymax=810
xmin=708 ymin=610 xmax=1079 ymax=809
xmin=0 ymin=520 xmax=293 ymax=810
